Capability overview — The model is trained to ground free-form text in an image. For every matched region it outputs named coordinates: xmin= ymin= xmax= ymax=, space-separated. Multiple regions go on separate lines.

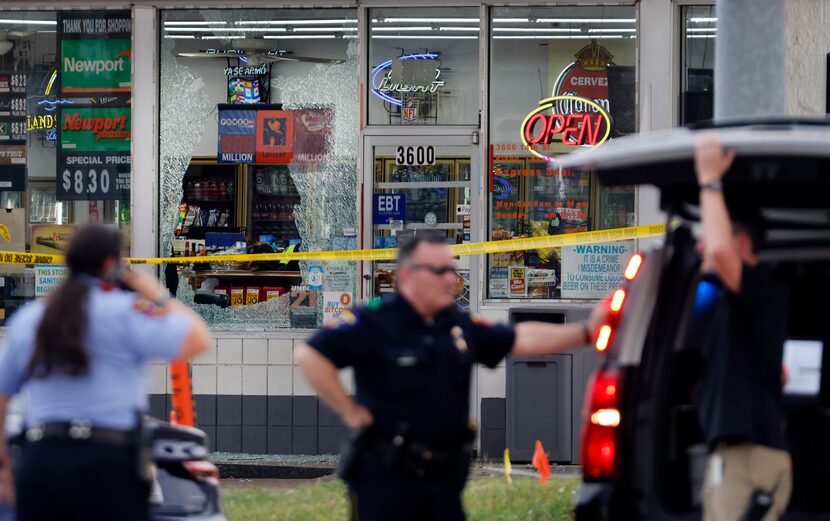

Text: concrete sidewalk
xmin=212 ymin=452 xmax=581 ymax=480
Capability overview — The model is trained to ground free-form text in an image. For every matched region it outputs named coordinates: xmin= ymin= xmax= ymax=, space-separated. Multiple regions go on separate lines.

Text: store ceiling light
xmin=688 ymin=34 xmax=716 ymax=38
xmin=690 ymin=17 xmax=717 ymax=23
xmin=165 ymin=27 xmax=287 ymax=32
xmin=494 ymin=34 xmax=626 ymax=40
xmin=235 ymin=19 xmax=356 ymax=25
xmin=493 ymin=27 xmax=580 ymax=33
xmin=372 ymin=35 xmax=478 ymax=39
xmin=493 ymin=18 xmax=531 ymax=23
xmin=163 ymin=21 xmax=227 ymax=26
xmin=292 ymin=27 xmax=357 ymax=32
xmin=199 ymin=36 xmax=236 ymax=40
xmin=372 ymin=26 xmax=432 ymax=32
xmin=381 ymin=18 xmax=479 ymax=23
xmin=263 ymin=34 xmax=337 ymax=39
xmin=438 ymin=27 xmax=480 ymax=32
xmin=588 ymin=28 xmax=637 ymax=33
xmin=165 ymin=35 xmax=196 ymax=39
xmin=687 ymin=27 xmax=716 ymax=32
xmin=536 ymin=18 xmax=635 ymax=24
xmin=0 ymin=19 xmax=56 ymax=26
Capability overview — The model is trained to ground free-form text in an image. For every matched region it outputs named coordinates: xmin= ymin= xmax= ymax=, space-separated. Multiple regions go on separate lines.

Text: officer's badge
xmin=323 ymin=309 xmax=359 ymax=330
xmin=133 ymin=298 xmax=168 ymax=317
xmin=451 ymin=326 xmax=467 ymax=353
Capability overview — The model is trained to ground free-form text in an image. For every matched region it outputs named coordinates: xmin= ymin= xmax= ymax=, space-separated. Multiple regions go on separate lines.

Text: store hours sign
xmin=57 ymin=106 xmax=131 ymax=201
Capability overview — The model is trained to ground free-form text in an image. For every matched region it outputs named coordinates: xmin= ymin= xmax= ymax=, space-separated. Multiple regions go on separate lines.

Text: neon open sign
xmin=520 ymin=95 xmax=611 ymax=162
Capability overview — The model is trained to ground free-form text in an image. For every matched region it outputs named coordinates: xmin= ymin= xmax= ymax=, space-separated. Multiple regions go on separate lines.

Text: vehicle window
xmin=150 ymin=467 xmax=210 ymax=515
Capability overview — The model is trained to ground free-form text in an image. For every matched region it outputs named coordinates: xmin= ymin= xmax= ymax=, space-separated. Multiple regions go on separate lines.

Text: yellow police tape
xmin=0 ymin=223 xmax=666 ymax=266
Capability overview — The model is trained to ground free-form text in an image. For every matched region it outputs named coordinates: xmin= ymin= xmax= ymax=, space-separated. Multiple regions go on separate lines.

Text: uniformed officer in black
xmin=296 ymin=233 xmax=607 ymax=521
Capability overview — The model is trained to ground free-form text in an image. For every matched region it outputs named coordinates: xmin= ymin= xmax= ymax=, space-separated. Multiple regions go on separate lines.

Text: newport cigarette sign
xmin=59 ymin=10 xmax=132 ymax=96
xmin=60 ymin=39 xmax=131 ymax=95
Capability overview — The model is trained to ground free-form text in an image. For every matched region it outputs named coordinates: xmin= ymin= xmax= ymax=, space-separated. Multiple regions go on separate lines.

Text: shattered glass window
xmin=159 ymin=9 xmax=359 ymax=329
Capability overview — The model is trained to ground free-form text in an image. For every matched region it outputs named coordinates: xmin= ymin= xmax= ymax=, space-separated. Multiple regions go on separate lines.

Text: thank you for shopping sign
xmin=57 ymin=106 xmax=131 ymax=200
xmin=59 ymin=11 xmax=132 ymax=96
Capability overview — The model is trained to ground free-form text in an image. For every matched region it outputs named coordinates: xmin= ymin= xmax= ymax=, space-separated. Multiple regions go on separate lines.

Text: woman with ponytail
xmin=0 ymin=225 xmax=211 ymax=521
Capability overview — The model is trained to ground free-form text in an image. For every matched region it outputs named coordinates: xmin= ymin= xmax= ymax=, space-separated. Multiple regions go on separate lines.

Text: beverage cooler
xmin=248 ymin=164 xmax=301 ymax=248
xmin=175 ymin=160 xmax=241 ymax=251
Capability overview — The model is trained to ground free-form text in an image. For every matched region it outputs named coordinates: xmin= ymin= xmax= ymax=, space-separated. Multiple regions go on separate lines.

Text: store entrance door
xmin=362 ymin=134 xmax=480 ymax=311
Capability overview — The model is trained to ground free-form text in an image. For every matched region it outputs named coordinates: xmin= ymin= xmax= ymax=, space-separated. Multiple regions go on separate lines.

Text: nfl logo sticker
xmin=402 ymin=100 xmax=418 ymax=123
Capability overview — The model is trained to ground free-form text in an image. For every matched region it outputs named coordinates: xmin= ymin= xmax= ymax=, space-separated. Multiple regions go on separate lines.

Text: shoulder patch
xmin=323 ymin=309 xmax=360 ymax=330
xmin=133 ymin=298 xmax=168 ymax=317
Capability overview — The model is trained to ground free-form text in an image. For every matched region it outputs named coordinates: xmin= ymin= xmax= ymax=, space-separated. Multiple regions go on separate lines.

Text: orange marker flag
xmin=531 ymin=440 xmax=552 ymax=485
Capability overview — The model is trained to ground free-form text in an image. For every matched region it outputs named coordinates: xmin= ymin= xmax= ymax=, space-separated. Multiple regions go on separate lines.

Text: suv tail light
xmin=594 ymin=253 xmax=644 ymax=353
xmin=624 ymin=253 xmax=643 ymax=281
xmin=183 ymin=460 xmax=220 ymax=486
xmin=581 ymin=367 xmax=620 ymax=481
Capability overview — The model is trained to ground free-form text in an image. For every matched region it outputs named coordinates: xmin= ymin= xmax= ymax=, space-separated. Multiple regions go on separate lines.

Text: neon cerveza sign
xmin=520 ymin=95 xmax=611 ymax=162
xmin=370 ymin=52 xmax=445 ymax=107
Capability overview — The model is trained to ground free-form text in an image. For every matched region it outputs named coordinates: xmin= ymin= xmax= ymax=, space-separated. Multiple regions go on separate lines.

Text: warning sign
xmin=560 ymin=240 xmax=633 ymax=299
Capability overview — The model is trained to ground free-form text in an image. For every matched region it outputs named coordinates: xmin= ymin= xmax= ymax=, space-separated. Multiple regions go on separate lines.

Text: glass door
xmin=363 ymin=135 xmax=479 ymax=310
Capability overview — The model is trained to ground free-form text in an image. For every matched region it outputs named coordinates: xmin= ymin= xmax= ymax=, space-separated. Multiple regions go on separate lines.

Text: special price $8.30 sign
xmin=57 ymin=106 xmax=131 ymax=201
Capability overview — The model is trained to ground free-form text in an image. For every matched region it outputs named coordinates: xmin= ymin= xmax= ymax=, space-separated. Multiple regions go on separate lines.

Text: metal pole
xmin=714 ymin=0 xmax=785 ymax=120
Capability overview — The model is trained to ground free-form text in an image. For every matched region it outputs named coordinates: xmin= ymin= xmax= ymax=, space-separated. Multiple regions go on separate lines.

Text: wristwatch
xmin=699 ymin=180 xmax=723 ymax=192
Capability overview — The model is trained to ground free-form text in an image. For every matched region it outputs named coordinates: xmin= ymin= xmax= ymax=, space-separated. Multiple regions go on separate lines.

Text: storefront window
xmin=681 ymin=6 xmax=716 ymax=125
xmin=159 ymin=9 xmax=359 ymax=329
xmin=0 ymin=10 xmax=132 ymax=323
xmin=368 ymin=7 xmax=479 ymax=125
xmin=487 ymin=6 xmax=637 ymax=300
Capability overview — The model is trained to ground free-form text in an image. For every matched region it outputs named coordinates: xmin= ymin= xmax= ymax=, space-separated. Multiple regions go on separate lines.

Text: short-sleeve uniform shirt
xmin=0 ymin=283 xmax=190 ymax=430
xmin=694 ymin=265 xmax=789 ymax=450
xmin=307 ymin=295 xmax=515 ymax=449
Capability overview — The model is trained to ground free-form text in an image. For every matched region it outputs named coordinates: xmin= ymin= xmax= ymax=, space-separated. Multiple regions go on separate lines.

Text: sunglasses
xmin=409 ymin=264 xmax=458 ymax=276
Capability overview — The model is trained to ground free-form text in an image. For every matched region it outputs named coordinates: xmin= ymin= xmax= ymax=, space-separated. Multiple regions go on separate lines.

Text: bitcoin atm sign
xmin=520 ymin=95 xmax=611 ymax=161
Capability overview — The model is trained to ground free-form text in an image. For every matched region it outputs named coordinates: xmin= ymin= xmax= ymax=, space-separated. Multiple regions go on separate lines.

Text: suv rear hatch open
xmin=563 ymin=119 xmax=830 ymax=521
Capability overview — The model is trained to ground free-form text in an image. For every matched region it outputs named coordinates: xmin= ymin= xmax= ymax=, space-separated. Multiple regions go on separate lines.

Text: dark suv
xmin=561 ymin=120 xmax=830 ymax=521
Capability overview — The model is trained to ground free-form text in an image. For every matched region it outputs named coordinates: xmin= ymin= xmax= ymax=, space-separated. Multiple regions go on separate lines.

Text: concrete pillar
xmin=715 ymin=0 xmax=786 ymax=119
xmin=131 ymin=6 xmax=159 ymax=269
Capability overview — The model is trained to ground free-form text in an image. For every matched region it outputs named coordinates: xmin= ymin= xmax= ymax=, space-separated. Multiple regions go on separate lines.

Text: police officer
xmin=694 ymin=135 xmax=792 ymax=521
xmin=0 ymin=225 xmax=212 ymax=521
xmin=296 ymin=233 xmax=607 ymax=521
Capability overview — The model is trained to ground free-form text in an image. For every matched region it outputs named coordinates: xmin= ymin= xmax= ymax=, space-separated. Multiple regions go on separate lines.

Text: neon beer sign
xmin=520 ymin=95 xmax=611 ymax=161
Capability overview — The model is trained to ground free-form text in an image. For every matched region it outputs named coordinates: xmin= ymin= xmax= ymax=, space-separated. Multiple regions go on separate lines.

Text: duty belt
xmin=25 ymin=420 xmax=135 ymax=446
